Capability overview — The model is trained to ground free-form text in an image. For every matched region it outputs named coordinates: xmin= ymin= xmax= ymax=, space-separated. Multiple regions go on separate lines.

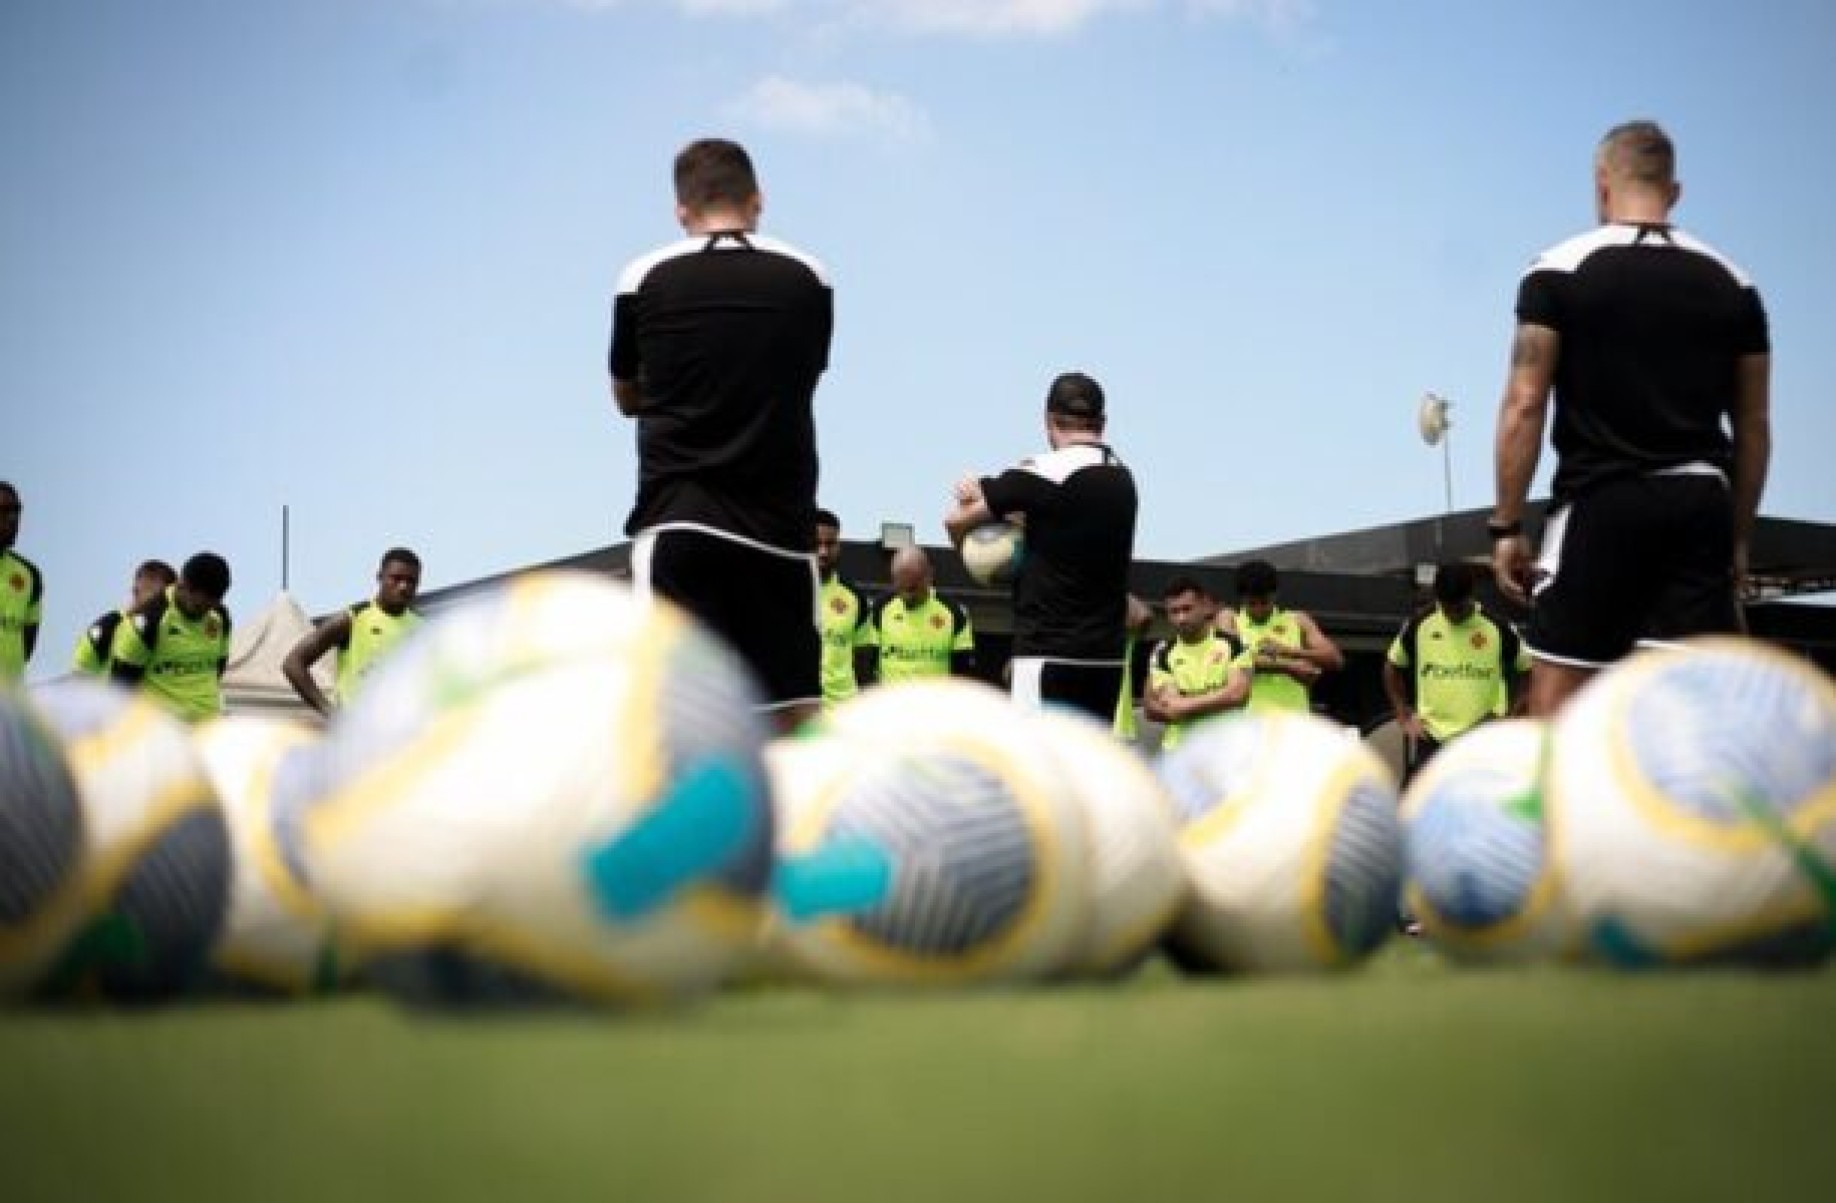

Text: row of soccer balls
xmin=2 ymin=571 xmax=1833 ymax=1003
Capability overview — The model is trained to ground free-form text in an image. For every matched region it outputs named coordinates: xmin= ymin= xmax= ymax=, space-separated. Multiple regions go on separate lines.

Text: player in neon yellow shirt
xmin=1383 ymin=563 xmax=1529 ymax=780
xmin=72 ymin=559 xmax=177 ymax=676
xmin=0 ymin=482 xmax=41 ymax=682
xmin=109 ymin=552 xmax=233 ymax=723
xmin=1221 ymin=559 xmax=1342 ymax=714
xmin=865 ymin=546 xmax=975 ymax=686
xmin=1145 ymin=575 xmax=1251 ymax=751
xmin=815 ymin=510 xmax=874 ymax=708
xmin=283 ymin=548 xmax=424 ymax=718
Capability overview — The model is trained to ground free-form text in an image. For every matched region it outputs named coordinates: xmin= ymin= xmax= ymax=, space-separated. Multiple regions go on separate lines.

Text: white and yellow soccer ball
xmin=1158 ymin=711 xmax=1403 ymax=973
xmin=0 ymin=687 xmax=90 ymax=999
xmin=29 ymin=679 xmax=232 ymax=1000
xmin=959 ymin=521 xmax=1025 ymax=587
xmin=1401 ymin=719 xmax=1574 ymax=963
xmin=1032 ymin=710 xmax=1185 ymax=978
xmin=193 ymin=715 xmax=341 ymax=995
xmin=300 ymin=571 xmax=775 ymax=1005
xmin=1552 ymin=637 xmax=1836 ymax=967
xmin=770 ymin=680 xmax=1091 ymax=986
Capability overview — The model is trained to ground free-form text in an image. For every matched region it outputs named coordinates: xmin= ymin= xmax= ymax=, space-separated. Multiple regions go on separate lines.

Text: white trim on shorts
xmin=1008 ymin=655 xmax=1126 ymax=710
xmin=629 ymin=521 xmax=822 ymax=627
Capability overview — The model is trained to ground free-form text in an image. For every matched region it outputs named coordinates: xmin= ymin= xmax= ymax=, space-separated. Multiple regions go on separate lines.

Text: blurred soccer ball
xmin=0 ymin=687 xmax=89 ymax=998
xmin=301 ymin=571 xmax=775 ymax=1005
xmin=30 ymin=678 xmax=232 ymax=1000
xmin=194 ymin=715 xmax=341 ymax=995
xmin=959 ymin=521 xmax=1025 ymax=587
xmin=1032 ymin=709 xmax=1185 ymax=978
xmin=1158 ymin=711 xmax=1402 ymax=973
xmin=1401 ymin=719 xmax=1573 ymax=962
xmin=1553 ymin=637 xmax=1836 ymax=967
xmin=771 ymin=680 xmax=1091 ymax=986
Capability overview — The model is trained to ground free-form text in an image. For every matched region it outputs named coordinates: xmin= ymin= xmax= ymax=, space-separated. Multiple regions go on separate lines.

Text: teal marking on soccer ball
xmin=773 ymin=838 xmax=894 ymax=923
xmin=1590 ymin=917 xmax=1664 ymax=969
xmin=1723 ymin=779 xmax=1836 ymax=948
xmin=581 ymin=756 xmax=761 ymax=921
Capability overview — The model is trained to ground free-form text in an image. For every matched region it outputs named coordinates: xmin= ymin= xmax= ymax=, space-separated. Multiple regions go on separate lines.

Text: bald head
xmin=1595 ymin=120 xmax=1680 ymax=222
xmin=891 ymin=546 xmax=933 ymax=607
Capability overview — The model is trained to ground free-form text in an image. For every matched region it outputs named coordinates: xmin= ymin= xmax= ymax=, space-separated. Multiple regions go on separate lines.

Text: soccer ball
xmin=1401 ymin=719 xmax=1574 ymax=962
xmin=772 ymin=680 xmax=1092 ymax=986
xmin=960 ymin=521 xmax=1025 ymax=587
xmin=193 ymin=715 xmax=341 ymax=995
xmin=1158 ymin=711 xmax=1402 ymax=973
xmin=0 ymin=687 xmax=89 ymax=998
xmin=300 ymin=571 xmax=775 ymax=1005
xmin=1552 ymin=637 xmax=1836 ymax=967
xmin=29 ymin=678 xmax=232 ymax=1000
xmin=1032 ymin=710 xmax=1185 ymax=977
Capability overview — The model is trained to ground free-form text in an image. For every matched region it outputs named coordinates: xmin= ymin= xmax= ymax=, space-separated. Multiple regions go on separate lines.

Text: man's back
xmin=984 ymin=444 xmax=1137 ymax=661
xmin=612 ymin=232 xmax=833 ymax=548
xmin=1518 ymin=222 xmax=1768 ymax=500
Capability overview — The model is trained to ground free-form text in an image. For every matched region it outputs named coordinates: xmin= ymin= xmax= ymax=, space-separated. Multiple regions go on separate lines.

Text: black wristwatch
xmin=1486 ymin=518 xmax=1524 ymax=541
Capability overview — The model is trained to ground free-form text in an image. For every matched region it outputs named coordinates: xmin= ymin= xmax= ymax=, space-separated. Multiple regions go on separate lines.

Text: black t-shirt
xmin=610 ymin=231 xmax=833 ymax=549
xmin=1515 ymin=222 xmax=1769 ymax=501
xmin=981 ymin=442 xmax=1137 ymax=661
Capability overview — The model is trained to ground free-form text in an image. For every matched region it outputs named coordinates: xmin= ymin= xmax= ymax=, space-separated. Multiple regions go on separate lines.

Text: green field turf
xmin=4 ymin=945 xmax=1833 ymax=1203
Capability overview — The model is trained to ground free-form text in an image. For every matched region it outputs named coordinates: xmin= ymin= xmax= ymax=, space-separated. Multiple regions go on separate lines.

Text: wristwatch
xmin=1486 ymin=518 xmax=1523 ymax=541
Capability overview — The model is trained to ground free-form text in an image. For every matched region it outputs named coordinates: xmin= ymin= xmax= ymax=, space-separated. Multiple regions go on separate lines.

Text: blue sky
xmin=5 ymin=0 xmax=1833 ymax=678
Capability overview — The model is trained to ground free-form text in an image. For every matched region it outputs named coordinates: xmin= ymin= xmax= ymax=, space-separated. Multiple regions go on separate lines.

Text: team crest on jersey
xmin=829 ymin=596 xmax=849 ymax=614
xmin=1470 ymin=631 xmax=1488 ymax=650
xmin=929 ymin=614 xmax=946 ymax=630
xmin=205 ymin=616 xmax=221 ymax=640
xmin=6 ymin=572 xmax=20 ymax=593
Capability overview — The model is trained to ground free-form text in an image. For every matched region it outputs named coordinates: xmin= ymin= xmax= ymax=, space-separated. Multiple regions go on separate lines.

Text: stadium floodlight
xmin=879 ymin=522 xmax=916 ymax=552
xmin=1417 ymin=393 xmax=1455 ymax=553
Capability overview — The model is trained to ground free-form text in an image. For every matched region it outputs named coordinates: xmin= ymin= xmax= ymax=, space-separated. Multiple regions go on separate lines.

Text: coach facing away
xmin=608 ymin=137 xmax=834 ymax=733
xmin=946 ymin=371 xmax=1138 ymax=721
xmin=1490 ymin=119 xmax=1771 ymax=716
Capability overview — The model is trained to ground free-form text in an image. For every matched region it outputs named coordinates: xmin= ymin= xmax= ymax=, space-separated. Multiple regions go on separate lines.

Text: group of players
xmin=3 ymin=119 xmax=1771 ymax=763
xmin=609 ymin=118 xmax=1769 ymax=756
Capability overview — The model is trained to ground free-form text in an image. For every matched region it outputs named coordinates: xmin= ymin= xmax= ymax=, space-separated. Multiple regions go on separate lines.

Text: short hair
xmin=1433 ymin=562 xmax=1475 ymax=607
xmin=380 ymin=547 xmax=421 ymax=573
xmin=182 ymin=552 xmax=231 ymax=600
xmin=135 ymin=559 xmax=177 ymax=587
xmin=1235 ymin=559 xmax=1279 ymax=599
xmin=1598 ymin=120 xmax=1675 ymax=188
xmin=674 ymin=139 xmax=759 ymax=212
xmin=0 ymin=481 xmax=17 ymax=501
xmin=815 ymin=508 xmax=841 ymax=531
xmin=1163 ymin=573 xmax=1211 ymax=601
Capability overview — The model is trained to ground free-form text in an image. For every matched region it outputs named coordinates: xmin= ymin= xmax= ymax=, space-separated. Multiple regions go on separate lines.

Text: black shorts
xmin=1008 ymin=657 xmax=1125 ymax=723
xmin=1528 ymin=471 xmax=1739 ymax=668
xmin=632 ymin=524 xmax=820 ymax=710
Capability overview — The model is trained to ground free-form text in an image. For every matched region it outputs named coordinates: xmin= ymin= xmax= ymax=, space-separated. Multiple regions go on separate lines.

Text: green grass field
xmin=5 ymin=945 xmax=1833 ymax=1203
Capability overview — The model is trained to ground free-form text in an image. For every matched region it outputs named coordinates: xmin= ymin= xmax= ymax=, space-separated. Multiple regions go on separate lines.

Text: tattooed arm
xmin=1491 ymin=322 xmax=1558 ymax=605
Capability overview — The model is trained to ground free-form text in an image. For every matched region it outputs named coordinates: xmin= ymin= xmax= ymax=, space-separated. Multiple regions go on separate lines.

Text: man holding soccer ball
xmin=945 ymin=372 xmax=1137 ymax=720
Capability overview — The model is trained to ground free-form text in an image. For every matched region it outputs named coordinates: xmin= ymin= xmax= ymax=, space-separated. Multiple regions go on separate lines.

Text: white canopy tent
xmin=221 ymin=592 xmax=331 ymax=727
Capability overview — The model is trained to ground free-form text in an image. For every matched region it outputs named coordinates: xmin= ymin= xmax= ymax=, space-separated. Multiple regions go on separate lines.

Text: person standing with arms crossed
xmin=1145 ymin=575 xmax=1251 ymax=753
xmin=283 ymin=547 xmax=424 ymax=718
xmin=1491 ymin=120 xmax=1771 ymax=716
xmin=945 ymin=371 xmax=1137 ymax=720
xmin=610 ymin=138 xmax=834 ymax=733
xmin=1222 ymin=559 xmax=1342 ymax=714
xmin=0 ymin=482 xmax=42 ymax=683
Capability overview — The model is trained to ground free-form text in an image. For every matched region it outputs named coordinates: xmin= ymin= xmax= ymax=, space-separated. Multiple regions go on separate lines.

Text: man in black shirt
xmin=946 ymin=371 xmax=1138 ymax=720
xmin=609 ymin=138 xmax=834 ymax=730
xmin=1491 ymin=120 xmax=1771 ymax=715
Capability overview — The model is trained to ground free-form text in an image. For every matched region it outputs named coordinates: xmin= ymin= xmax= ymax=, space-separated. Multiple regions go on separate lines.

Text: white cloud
xmin=727 ymin=75 xmax=933 ymax=142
